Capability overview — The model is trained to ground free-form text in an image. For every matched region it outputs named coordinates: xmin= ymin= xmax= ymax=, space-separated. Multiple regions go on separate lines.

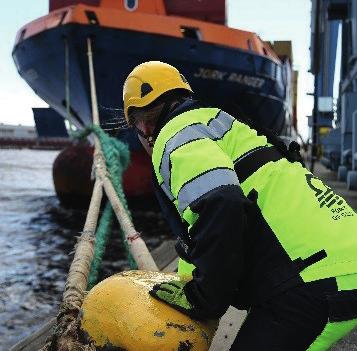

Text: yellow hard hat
xmin=123 ymin=61 xmax=193 ymax=122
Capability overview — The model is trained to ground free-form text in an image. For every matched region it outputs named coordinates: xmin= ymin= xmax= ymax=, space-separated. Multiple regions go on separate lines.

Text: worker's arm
xmin=183 ymin=184 xmax=248 ymax=319
xmin=152 ymin=127 xmax=248 ymax=319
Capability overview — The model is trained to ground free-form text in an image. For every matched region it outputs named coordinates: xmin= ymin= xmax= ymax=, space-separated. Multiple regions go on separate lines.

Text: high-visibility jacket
xmin=152 ymin=100 xmax=357 ymax=319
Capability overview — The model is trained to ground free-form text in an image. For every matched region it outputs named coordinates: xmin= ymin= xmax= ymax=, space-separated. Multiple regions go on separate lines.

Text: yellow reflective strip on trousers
xmin=308 ymin=273 xmax=357 ymax=350
xmin=307 ymin=318 xmax=357 ymax=351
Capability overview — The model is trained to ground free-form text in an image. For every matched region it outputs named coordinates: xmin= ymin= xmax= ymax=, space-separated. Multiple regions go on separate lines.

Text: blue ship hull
xmin=13 ymin=24 xmax=291 ymax=149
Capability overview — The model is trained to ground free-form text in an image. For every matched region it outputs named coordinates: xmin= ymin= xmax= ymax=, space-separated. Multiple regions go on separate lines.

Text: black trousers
xmin=230 ymin=281 xmax=330 ymax=350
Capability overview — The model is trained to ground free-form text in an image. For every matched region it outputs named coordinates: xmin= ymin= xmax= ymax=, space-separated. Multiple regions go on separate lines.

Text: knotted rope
xmin=75 ymin=124 xmax=138 ymax=289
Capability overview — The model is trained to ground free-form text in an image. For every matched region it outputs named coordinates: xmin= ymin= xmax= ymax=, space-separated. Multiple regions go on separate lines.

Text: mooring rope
xmin=87 ymin=201 xmax=114 ymax=290
xmin=40 ymin=37 xmax=157 ymax=351
xmin=85 ymin=38 xmax=157 ymax=272
xmin=75 ymin=124 xmax=139 ymax=289
xmin=64 ymin=37 xmax=75 ymax=132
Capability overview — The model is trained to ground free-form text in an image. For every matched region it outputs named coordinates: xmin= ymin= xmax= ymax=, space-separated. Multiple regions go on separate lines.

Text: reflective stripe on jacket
xmin=153 ymin=107 xmax=269 ymax=225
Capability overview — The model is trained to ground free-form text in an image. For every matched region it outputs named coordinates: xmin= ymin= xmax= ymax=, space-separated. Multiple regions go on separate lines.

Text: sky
xmin=227 ymin=0 xmax=314 ymax=138
xmin=0 ymin=2 xmax=49 ymax=126
xmin=0 ymin=0 xmax=314 ymax=138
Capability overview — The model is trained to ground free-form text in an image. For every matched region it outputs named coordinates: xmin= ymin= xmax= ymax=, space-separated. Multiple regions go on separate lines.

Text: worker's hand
xmin=150 ymin=280 xmax=199 ymax=319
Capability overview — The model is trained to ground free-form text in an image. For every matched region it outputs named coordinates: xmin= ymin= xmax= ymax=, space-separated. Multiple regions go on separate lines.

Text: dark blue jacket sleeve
xmin=183 ymin=185 xmax=249 ymax=319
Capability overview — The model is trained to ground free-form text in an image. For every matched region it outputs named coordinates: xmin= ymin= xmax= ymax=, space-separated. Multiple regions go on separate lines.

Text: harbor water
xmin=0 ymin=149 xmax=171 ymax=350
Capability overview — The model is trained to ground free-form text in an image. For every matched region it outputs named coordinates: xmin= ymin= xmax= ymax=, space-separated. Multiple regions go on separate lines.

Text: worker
xmin=121 ymin=61 xmax=357 ymax=350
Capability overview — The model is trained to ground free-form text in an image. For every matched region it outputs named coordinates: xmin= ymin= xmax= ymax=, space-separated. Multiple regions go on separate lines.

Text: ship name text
xmin=193 ymin=68 xmax=265 ymax=89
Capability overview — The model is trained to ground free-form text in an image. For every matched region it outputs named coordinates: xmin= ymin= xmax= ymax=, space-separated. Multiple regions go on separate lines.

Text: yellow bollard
xmin=80 ymin=270 xmax=218 ymax=350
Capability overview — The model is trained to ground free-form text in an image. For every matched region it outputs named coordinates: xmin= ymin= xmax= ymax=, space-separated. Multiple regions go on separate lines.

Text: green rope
xmin=74 ymin=125 xmax=138 ymax=290
xmin=87 ymin=202 xmax=114 ymax=290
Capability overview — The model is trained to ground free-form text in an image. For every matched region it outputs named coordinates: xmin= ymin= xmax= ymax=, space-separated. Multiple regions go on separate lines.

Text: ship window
xmin=58 ymin=11 xmax=68 ymax=26
xmin=247 ymin=39 xmax=253 ymax=51
xmin=124 ymin=0 xmax=138 ymax=11
xmin=19 ymin=29 xmax=26 ymax=42
xmin=180 ymin=27 xmax=202 ymax=40
xmin=85 ymin=11 xmax=99 ymax=25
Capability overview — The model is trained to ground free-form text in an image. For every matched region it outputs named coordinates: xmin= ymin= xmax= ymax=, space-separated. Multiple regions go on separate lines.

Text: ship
xmin=12 ymin=0 xmax=296 ymax=203
xmin=12 ymin=0 xmax=296 ymax=134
